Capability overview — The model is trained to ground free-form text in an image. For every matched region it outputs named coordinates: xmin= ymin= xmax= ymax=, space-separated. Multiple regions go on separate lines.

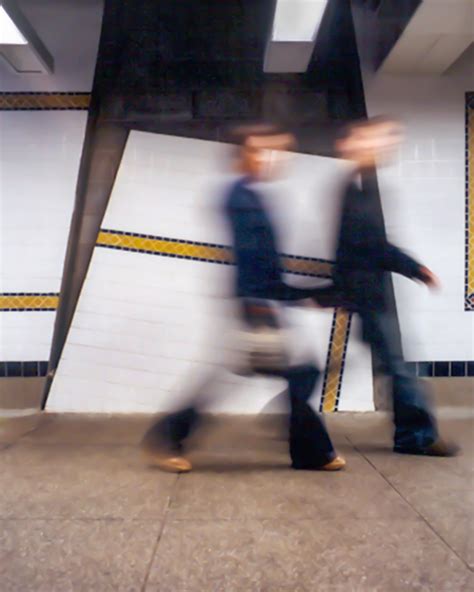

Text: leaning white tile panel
xmin=49 ymin=132 xmax=372 ymax=413
xmin=338 ymin=315 xmax=374 ymax=412
xmin=103 ymin=131 xmax=347 ymax=253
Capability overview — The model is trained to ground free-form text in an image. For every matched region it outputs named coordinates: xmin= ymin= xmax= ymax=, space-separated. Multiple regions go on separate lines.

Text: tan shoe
xmin=320 ymin=455 xmax=346 ymax=471
xmin=142 ymin=448 xmax=192 ymax=473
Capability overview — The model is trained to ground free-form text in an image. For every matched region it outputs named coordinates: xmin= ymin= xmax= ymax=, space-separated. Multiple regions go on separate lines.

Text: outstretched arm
xmin=381 ymin=242 xmax=440 ymax=288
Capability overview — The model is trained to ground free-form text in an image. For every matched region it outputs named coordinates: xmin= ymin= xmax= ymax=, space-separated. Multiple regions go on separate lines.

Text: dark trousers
xmin=360 ymin=311 xmax=438 ymax=451
xmin=143 ymin=364 xmax=335 ymax=469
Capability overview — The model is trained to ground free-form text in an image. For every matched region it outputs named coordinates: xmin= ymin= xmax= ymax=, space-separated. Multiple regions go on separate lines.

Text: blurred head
xmin=230 ymin=124 xmax=296 ymax=181
xmin=336 ymin=116 xmax=404 ymax=170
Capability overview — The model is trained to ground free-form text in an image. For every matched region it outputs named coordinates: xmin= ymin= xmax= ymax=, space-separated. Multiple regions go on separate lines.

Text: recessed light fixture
xmin=264 ymin=0 xmax=329 ymax=73
xmin=0 ymin=0 xmax=53 ymax=73
xmin=0 ymin=5 xmax=27 ymax=44
xmin=272 ymin=0 xmax=328 ymax=42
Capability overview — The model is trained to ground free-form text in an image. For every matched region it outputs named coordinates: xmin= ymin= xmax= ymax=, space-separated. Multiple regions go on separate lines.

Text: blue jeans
xmin=360 ymin=311 xmax=438 ymax=450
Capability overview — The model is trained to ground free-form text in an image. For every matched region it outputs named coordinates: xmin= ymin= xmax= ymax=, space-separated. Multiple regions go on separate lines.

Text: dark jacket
xmin=334 ymin=176 xmax=424 ymax=312
xmin=224 ymin=177 xmax=315 ymax=302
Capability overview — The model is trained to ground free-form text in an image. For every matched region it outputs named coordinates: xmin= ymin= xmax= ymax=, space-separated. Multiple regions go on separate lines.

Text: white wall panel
xmin=48 ymin=132 xmax=373 ymax=413
xmin=364 ymin=73 xmax=474 ymax=361
xmin=338 ymin=316 xmax=374 ymax=412
xmin=0 ymin=111 xmax=88 ymax=360
xmin=0 ymin=313 xmax=56 ymax=360
xmin=0 ymin=111 xmax=87 ymax=293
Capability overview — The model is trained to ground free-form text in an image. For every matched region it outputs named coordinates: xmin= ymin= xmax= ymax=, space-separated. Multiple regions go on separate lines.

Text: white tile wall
xmin=48 ymin=132 xmax=374 ymax=412
xmin=338 ymin=315 xmax=374 ymax=412
xmin=0 ymin=111 xmax=88 ymax=359
xmin=365 ymin=74 xmax=474 ymax=361
xmin=0 ymin=313 xmax=56 ymax=360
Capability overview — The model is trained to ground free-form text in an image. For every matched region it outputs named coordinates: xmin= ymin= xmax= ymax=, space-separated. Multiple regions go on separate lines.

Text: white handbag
xmin=234 ymin=324 xmax=290 ymax=374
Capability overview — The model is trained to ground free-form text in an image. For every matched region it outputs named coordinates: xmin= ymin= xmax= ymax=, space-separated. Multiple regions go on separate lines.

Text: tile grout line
xmin=0 ymin=415 xmax=57 ymax=452
xmin=0 ymin=516 xmax=173 ymax=522
xmin=140 ymin=473 xmax=181 ymax=592
xmin=345 ymin=434 xmax=473 ymax=573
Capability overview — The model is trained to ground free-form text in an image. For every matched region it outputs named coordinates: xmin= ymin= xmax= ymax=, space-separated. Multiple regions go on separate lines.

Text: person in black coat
xmin=141 ymin=125 xmax=345 ymax=472
xmin=332 ymin=117 xmax=458 ymax=456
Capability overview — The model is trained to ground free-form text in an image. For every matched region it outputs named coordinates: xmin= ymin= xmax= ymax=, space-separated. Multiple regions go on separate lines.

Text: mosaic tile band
xmin=320 ymin=310 xmax=352 ymax=413
xmin=97 ymin=229 xmax=334 ymax=278
xmin=96 ymin=229 xmax=348 ymax=411
xmin=0 ymin=92 xmax=90 ymax=110
xmin=466 ymin=92 xmax=474 ymax=310
xmin=0 ymin=293 xmax=59 ymax=311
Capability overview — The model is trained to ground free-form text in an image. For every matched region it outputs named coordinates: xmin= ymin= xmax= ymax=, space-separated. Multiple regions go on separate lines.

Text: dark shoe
xmin=394 ymin=438 xmax=460 ymax=457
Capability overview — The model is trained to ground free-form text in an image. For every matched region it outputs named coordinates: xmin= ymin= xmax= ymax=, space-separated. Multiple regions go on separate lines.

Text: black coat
xmin=333 ymin=177 xmax=424 ymax=312
xmin=224 ymin=177 xmax=316 ymax=302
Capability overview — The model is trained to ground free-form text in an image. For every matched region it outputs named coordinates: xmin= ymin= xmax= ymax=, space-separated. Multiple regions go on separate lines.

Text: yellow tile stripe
xmin=321 ymin=309 xmax=352 ymax=413
xmin=97 ymin=231 xmax=333 ymax=277
xmin=0 ymin=93 xmax=90 ymax=110
xmin=281 ymin=256 xmax=333 ymax=278
xmin=0 ymin=295 xmax=59 ymax=310
xmin=97 ymin=231 xmax=232 ymax=263
xmin=467 ymin=96 xmax=474 ymax=307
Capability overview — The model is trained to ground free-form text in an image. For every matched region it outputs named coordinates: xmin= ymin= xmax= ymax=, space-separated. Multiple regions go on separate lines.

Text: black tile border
xmin=0 ymin=309 xmax=57 ymax=312
xmin=465 ymin=92 xmax=474 ymax=311
xmin=451 ymin=361 xmax=467 ymax=377
xmin=468 ymin=361 xmax=474 ymax=377
xmin=434 ymin=361 xmax=449 ymax=377
xmin=3 ymin=358 xmax=465 ymax=379
xmin=0 ymin=292 xmax=59 ymax=295
xmin=0 ymin=361 xmax=49 ymax=378
xmin=406 ymin=361 xmax=474 ymax=378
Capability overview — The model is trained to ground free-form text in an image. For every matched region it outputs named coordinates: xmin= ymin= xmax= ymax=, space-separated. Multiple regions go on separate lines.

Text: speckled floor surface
xmin=0 ymin=402 xmax=473 ymax=591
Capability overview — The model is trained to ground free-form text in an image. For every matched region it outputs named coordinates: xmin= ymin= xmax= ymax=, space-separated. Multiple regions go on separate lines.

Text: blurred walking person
xmin=331 ymin=117 xmax=458 ymax=456
xmin=141 ymin=125 xmax=345 ymax=473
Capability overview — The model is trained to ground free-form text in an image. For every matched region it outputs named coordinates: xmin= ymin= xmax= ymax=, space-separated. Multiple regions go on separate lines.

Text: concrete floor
xmin=0 ymin=409 xmax=473 ymax=591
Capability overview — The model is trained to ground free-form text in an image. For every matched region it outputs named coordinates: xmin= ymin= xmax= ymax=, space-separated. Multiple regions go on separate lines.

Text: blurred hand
xmin=418 ymin=266 xmax=441 ymax=290
xmin=306 ymin=298 xmax=321 ymax=308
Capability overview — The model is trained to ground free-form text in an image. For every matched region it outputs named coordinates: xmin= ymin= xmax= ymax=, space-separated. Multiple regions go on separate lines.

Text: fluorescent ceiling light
xmin=272 ymin=0 xmax=328 ymax=42
xmin=0 ymin=5 xmax=27 ymax=45
xmin=0 ymin=1 xmax=53 ymax=73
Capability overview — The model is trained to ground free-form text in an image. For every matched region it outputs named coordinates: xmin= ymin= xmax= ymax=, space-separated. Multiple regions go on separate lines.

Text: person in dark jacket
xmin=333 ymin=117 xmax=458 ymax=456
xmin=141 ymin=125 xmax=345 ymax=473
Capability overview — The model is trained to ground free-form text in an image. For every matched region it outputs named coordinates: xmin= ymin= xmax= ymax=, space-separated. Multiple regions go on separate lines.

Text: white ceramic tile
xmin=0 ymin=111 xmax=86 ymax=360
xmin=366 ymin=73 xmax=472 ymax=361
xmin=0 ymin=313 xmax=55 ymax=359
xmin=338 ymin=315 xmax=374 ymax=412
